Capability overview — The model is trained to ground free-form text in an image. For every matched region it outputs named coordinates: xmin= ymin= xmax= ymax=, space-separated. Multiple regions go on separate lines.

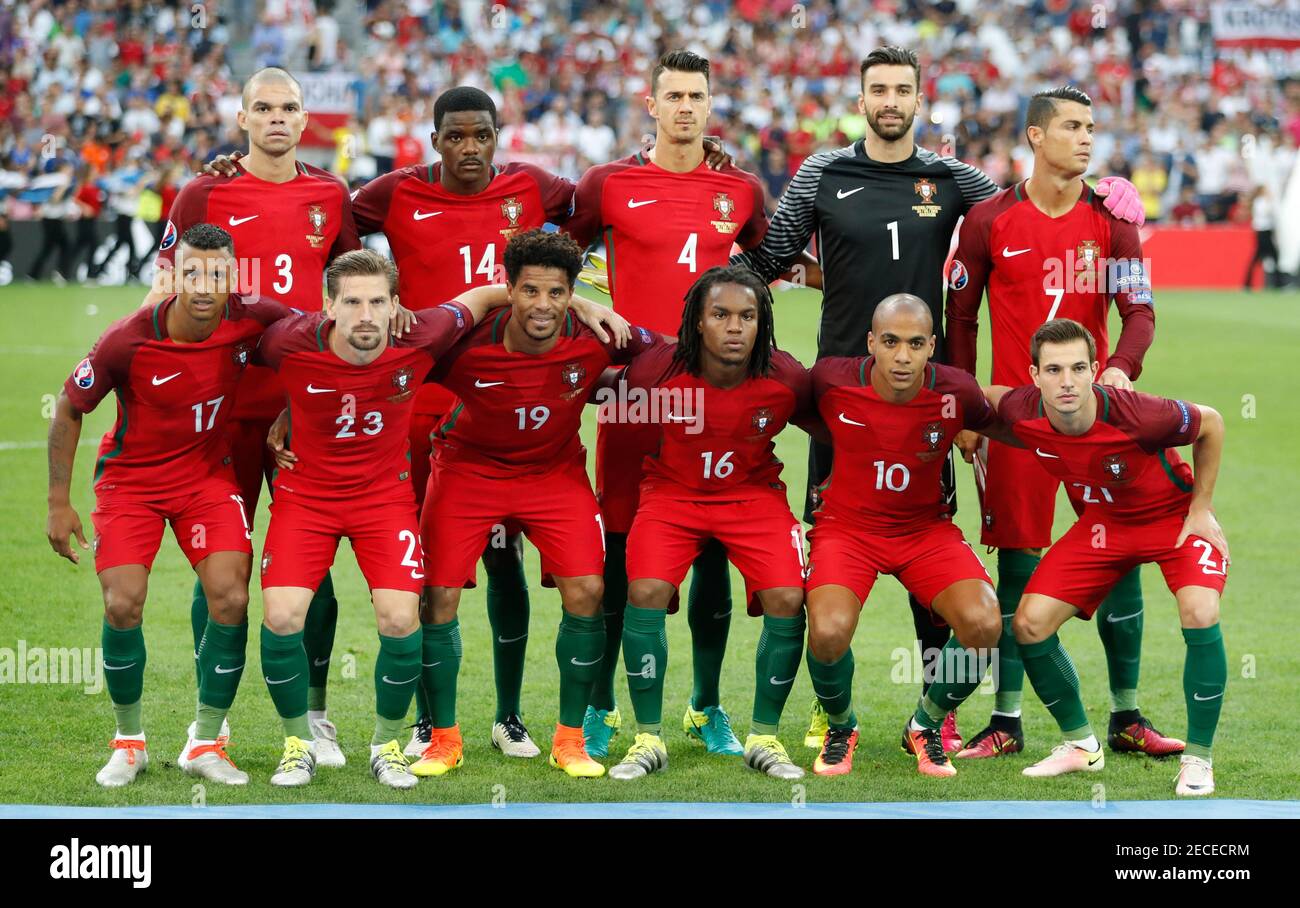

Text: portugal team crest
xmin=72 ymin=357 xmax=95 ymax=389
xmin=306 ymin=204 xmax=328 ymax=248
xmin=1102 ymin=453 xmax=1129 ymax=481
xmin=912 ymin=179 xmax=941 ymax=217
xmin=501 ymin=196 xmax=523 ymax=227
xmin=711 ymin=192 xmax=740 ymax=234
xmin=1076 ymin=240 xmax=1100 ymax=270
xmin=232 ymin=342 xmax=252 ymax=368
xmin=560 ymin=361 xmax=587 ymax=394
xmin=922 ymin=420 xmax=944 ymax=451
xmin=752 ymin=407 xmax=774 ymax=434
xmin=389 ymin=366 xmax=415 ymax=401
xmin=260 ymin=552 xmax=272 ymax=575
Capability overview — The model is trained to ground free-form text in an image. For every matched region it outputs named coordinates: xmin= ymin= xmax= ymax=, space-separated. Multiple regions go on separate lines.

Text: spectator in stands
xmin=1132 ymin=152 xmax=1168 ymax=222
xmin=1170 ymin=185 xmax=1207 ymax=226
xmin=1244 ymin=185 xmax=1280 ymax=291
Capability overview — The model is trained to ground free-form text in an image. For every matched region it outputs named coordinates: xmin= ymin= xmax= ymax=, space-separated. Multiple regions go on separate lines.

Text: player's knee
xmin=760 ymin=587 xmax=805 ymax=618
xmin=956 ymin=607 xmax=1001 ymax=651
xmin=1011 ymin=607 xmax=1048 ymax=645
xmin=205 ymin=584 xmax=250 ymax=624
xmin=376 ymin=610 xmax=419 ymax=638
xmin=102 ymin=584 xmax=146 ymax=628
xmin=1177 ymin=590 xmax=1220 ymax=629
xmin=562 ymin=575 xmax=605 ymax=615
xmin=807 ymin=614 xmax=852 ymax=663
xmin=628 ymin=579 xmax=671 ymax=611
xmin=481 ymin=533 xmax=523 ymax=572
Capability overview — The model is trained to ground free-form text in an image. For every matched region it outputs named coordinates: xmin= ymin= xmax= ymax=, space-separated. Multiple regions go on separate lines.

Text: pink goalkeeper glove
xmin=1095 ymin=176 xmax=1146 ymax=226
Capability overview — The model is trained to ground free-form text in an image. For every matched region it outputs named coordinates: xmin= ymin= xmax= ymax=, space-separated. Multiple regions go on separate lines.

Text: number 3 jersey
xmin=254 ymin=302 xmax=475 ymax=500
xmin=996 ymin=384 xmax=1200 ymax=523
xmin=64 ymin=294 xmax=290 ymax=498
xmin=811 ymin=357 xmax=998 ymax=532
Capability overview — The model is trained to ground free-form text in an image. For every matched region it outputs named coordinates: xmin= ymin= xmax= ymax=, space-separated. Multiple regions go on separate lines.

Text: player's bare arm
xmin=1176 ymin=404 xmax=1228 ymax=561
xmin=45 ymin=391 xmax=89 ymax=563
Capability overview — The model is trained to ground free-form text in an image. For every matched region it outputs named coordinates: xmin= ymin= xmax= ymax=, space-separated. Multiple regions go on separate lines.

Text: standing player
xmin=46 ymin=224 xmax=287 ymax=787
xmin=154 ymin=67 xmax=362 ymax=768
xmin=604 ymin=267 xmax=817 ymax=782
xmin=412 ymin=230 xmax=656 ymax=779
xmin=803 ymin=295 xmax=1009 ymax=777
xmin=732 ymin=47 xmax=1145 ymax=752
xmin=988 ymin=320 xmax=1227 ymax=796
xmin=945 ymin=86 xmax=1175 ymax=761
xmin=566 ymin=50 xmax=783 ymax=758
xmin=254 ymin=250 xmax=530 ymax=788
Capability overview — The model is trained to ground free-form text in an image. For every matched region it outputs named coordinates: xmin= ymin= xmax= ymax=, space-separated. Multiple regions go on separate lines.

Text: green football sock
xmin=413 ymin=674 xmax=432 ymax=724
xmin=915 ymin=636 xmax=987 ymax=730
xmin=1020 ymin=634 xmax=1091 ymax=738
xmin=421 ymin=619 xmax=462 ymax=728
xmin=303 ymin=571 xmax=338 ymax=712
xmin=1095 ymin=568 xmax=1143 ymax=713
xmin=687 ymin=539 xmax=731 ymax=711
xmin=622 ymin=604 xmax=667 ymax=734
xmin=910 ymin=593 xmax=951 ymax=697
xmin=190 ymin=578 xmax=207 ymax=688
xmin=260 ymin=626 xmax=311 ymax=740
xmin=1182 ymin=624 xmax=1227 ymax=760
xmin=994 ymin=549 xmax=1039 ymax=715
xmin=751 ymin=612 xmax=805 ymax=735
xmin=196 ymin=618 xmax=247 ymax=738
xmin=486 ymin=555 xmax=530 ymax=722
xmin=102 ymin=620 xmax=147 ymax=736
xmin=373 ymin=629 xmax=421 ymax=745
xmin=555 ymin=611 xmax=605 ymax=728
xmin=806 ymin=646 xmax=856 ymax=729
xmin=591 ymin=531 xmax=627 ymax=712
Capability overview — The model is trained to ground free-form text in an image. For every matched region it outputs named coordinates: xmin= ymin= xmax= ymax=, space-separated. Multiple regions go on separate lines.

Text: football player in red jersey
xmin=944 ymin=86 xmax=1178 ymax=761
xmin=804 ymin=295 xmax=1015 ymax=778
xmin=152 ymin=67 xmax=363 ymax=768
xmin=599 ymin=266 xmax=820 ymax=782
xmin=985 ymin=319 xmax=1227 ymax=796
xmin=47 ymin=224 xmax=290 ymax=788
xmin=410 ymin=230 xmax=657 ymax=780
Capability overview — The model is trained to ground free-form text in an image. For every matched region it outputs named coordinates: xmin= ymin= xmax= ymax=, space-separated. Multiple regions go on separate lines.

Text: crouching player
xmin=989 ymin=319 xmax=1227 ymax=796
xmin=805 ymin=294 xmax=1014 ymax=778
xmin=603 ymin=266 xmax=819 ymax=782
xmin=254 ymin=250 xmax=520 ymax=788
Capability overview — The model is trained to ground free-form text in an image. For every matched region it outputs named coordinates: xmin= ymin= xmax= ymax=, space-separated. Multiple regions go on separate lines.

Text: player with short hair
xmin=601 ymin=266 xmax=818 ymax=781
xmin=47 ymin=223 xmax=289 ymax=787
xmin=411 ymin=229 xmax=652 ymax=779
xmin=985 ymin=319 xmax=1227 ymax=796
xmin=155 ymin=66 xmax=362 ymax=769
xmin=945 ymin=85 xmax=1174 ymax=761
xmin=804 ymin=294 xmax=1013 ymax=778
xmin=732 ymin=47 xmax=1145 ymax=754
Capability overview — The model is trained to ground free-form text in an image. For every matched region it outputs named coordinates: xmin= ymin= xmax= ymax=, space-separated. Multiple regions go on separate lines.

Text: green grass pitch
xmin=0 ymin=282 xmax=1296 ymax=808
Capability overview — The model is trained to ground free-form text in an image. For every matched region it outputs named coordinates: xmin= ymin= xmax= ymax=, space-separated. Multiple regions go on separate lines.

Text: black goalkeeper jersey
xmin=732 ymin=141 xmax=998 ymax=361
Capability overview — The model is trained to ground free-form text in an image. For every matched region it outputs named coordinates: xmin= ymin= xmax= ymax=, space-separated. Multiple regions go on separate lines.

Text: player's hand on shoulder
xmin=571 ymin=296 xmax=630 ymax=347
xmin=1177 ymin=508 xmax=1229 ymax=566
xmin=703 ymin=136 xmax=733 ymax=171
xmin=1098 ymin=366 xmax=1133 ymax=391
xmin=46 ymin=503 xmax=88 ymax=564
xmin=198 ymin=150 xmax=244 ymax=178
xmin=267 ymin=409 xmax=297 ymax=471
xmin=954 ymin=429 xmax=981 ymax=463
xmin=1095 ymin=176 xmax=1146 ymax=227
xmin=391 ymin=302 xmax=417 ymax=339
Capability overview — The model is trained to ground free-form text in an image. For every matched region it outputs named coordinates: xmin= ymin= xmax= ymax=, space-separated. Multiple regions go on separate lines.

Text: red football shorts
xmin=91 ymin=478 xmax=253 ymax=573
xmin=596 ymin=418 xmax=659 ymax=534
xmin=975 ymin=437 xmax=1059 ymax=550
xmin=226 ymin=415 xmax=278 ymax=529
xmin=806 ymin=515 xmax=991 ymax=609
xmin=421 ymin=457 xmax=605 ymax=589
xmin=626 ymin=485 xmax=807 ymax=617
xmin=1025 ymin=515 xmax=1228 ymax=618
xmin=260 ymin=487 xmax=425 ymax=594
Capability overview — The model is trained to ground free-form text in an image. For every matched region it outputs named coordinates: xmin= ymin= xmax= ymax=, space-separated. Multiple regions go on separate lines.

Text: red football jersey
xmin=997 ymin=384 xmax=1200 ymax=523
xmin=615 ymin=344 xmax=815 ymax=497
xmin=429 ymin=312 xmax=661 ymax=477
xmin=566 ymin=152 xmax=768 ymax=334
xmin=945 ymin=181 xmax=1155 ymax=386
xmin=65 ymin=294 xmax=289 ymax=498
xmin=255 ymin=302 xmax=473 ymax=499
xmin=156 ymin=161 xmax=362 ymax=419
xmin=812 ymin=357 xmax=998 ymax=532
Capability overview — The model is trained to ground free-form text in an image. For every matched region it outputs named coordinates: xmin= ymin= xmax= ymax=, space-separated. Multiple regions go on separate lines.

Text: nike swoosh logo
xmin=475 ymin=380 xmax=505 ymax=388
xmin=838 ymin=412 xmax=867 ymax=427
xmin=663 ymin=413 xmax=695 ymax=422
xmin=1087 ymin=751 xmax=1103 ymax=765
xmin=945 ymin=692 xmax=963 ymax=701
xmin=627 ymin=199 xmax=658 ymax=208
xmin=1002 ymin=247 xmax=1031 ymax=257
xmin=1035 ymin=448 xmax=1060 ymax=459
xmin=213 ymin=664 xmax=244 ymax=674
xmin=228 ymin=215 xmax=259 ymax=227
xmin=1193 ymin=691 xmax=1224 ymax=701
xmin=151 ymin=372 xmax=181 ymax=386
xmin=382 ymin=675 xmax=419 ymax=685
xmin=413 ymin=210 xmax=443 ymax=220
xmin=313 ymin=657 xmax=330 ymax=667
xmin=836 ymin=187 xmax=864 ymax=199
xmin=1043 ymin=698 xmax=1061 ymax=708
xmin=265 ymin=674 xmax=300 ymax=685
xmin=769 ymin=675 xmax=796 ymax=686
xmin=410 ymin=569 xmax=425 ymax=581
xmin=1105 ymin=612 xmax=1141 ymax=624
xmin=103 ymin=662 xmax=137 ymax=671
xmin=571 ymin=657 xmax=602 ymax=666
xmin=498 ymin=634 xmax=528 ymax=644
xmin=306 ymin=384 xmax=336 ymax=394
xmin=816 ymin=688 xmax=843 ymax=698
xmin=712 ymin=610 xmax=731 ymax=620
xmin=421 ymin=661 xmax=441 ymax=668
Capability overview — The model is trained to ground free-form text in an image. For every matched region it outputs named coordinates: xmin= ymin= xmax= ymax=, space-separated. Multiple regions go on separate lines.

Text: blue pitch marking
xmin=2 ymin=800 xmax=1297 ymax=820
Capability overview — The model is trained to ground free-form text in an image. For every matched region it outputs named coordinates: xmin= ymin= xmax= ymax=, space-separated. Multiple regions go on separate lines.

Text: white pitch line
xmin=0 ymin=439 xmax=97 ymax=452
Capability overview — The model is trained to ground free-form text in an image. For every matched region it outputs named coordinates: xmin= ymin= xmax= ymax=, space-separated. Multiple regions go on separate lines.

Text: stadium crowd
xmin=1 ymin=0 xmax=1296 ymax=285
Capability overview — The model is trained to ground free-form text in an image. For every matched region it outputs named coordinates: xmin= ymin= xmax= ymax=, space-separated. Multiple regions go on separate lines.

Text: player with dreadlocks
xmin=593 ymin=265 xmax=825 ymax=781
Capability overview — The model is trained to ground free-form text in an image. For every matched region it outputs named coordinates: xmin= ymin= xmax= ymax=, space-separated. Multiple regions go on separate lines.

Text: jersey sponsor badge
xmin=1175 ymin=400 xmax=1192 ymax=434
xmin=306 ymin=204 xmax=328 ymax=248
xmin=912 ymin=179 xmax=941 ymax=217
xmin=1101 ymin=453 xmax=1129 ymax=482
xmin=437 ymin=302 xmax=466 ymax=328
xmin=752 ymin=406 xmax=774 ymax=434
xmin=389 ymin=366 xmax=415 ymax=402
xmin=159 ymin=219 xmax=178 ymax=251
xmin=947 ymin=259 xmax=968 ymax=290
xmin=72 ymin=357 xmax=95 ymax=389
xmin=711 ymin=192 xmax=739 ymax=234
xmin=637 ymin=327 xmax=653 ymax=345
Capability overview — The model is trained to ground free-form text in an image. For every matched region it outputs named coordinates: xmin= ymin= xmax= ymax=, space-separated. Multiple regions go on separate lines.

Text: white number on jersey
xmin=873 ymin=460 xmax=910 ymax=492
xmin=701 ymin=450 xmax=735 ymax=479
xmin=677 ymin=233 xmax=698 ymax=273
xmin=459 ymin=245 xmax=497 ymax=285
xmin=273 ymin=254 xmax=293 ymax=294
xmin=515 ymin=406 xmax=551 ymax=430
xmin=191 ymin=396 xmax=224 ymax=432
